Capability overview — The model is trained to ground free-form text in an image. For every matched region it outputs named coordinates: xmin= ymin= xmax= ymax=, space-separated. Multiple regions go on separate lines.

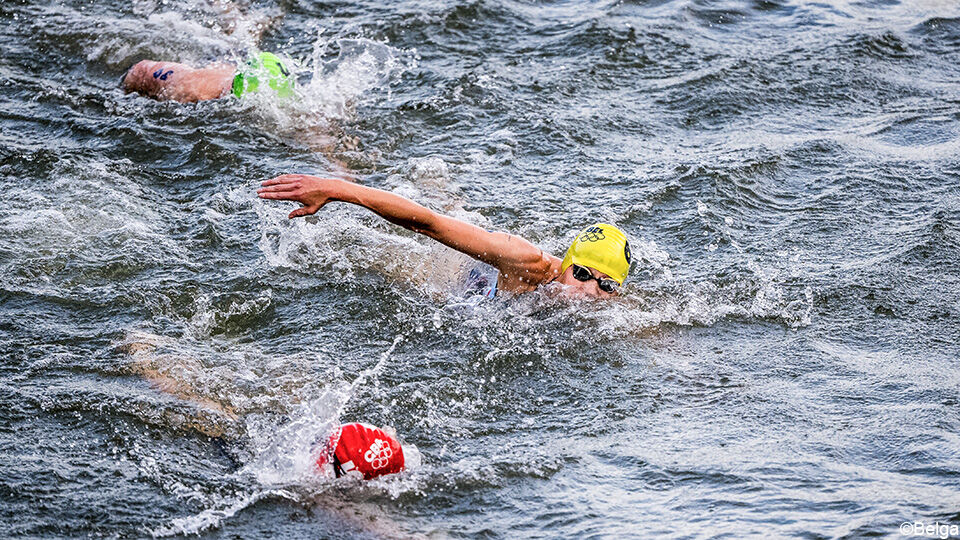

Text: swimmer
xmin=121 ymin=51 xmax=361 ymax=175
xmin=257 ymin=175 xmax=632 ymax=298
xmin=121 ymin=335 xmax=410 ymax=481
xmin=121 ymin=51 xmax=294 ymax=103
xmin=316 ymin=422 xmax=406 ymax=481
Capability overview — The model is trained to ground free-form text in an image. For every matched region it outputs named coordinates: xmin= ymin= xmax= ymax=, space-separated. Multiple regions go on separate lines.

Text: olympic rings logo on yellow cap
xmin=580 ymin=226 xmax=606 ymax=243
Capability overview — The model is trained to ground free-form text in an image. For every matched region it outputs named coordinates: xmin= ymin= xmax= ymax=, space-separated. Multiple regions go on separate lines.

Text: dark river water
xmin=2 ymin=0 xmax=960 ymax=538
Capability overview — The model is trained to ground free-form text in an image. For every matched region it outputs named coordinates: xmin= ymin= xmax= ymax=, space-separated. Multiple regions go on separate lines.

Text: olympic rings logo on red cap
xmin=364 ymin=438 xmax=393 ymax=469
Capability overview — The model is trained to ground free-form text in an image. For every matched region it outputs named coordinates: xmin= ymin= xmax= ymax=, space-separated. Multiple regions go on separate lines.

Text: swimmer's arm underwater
xmin=258 ymin=175 xmax=561 ymax=291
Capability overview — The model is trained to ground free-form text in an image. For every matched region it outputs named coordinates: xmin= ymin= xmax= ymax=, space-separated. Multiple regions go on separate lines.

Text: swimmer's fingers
xmin=257 ymin=190 xmax=299 ymax=200
xmin=289 ymin=204 xmax=322 ymax=219
xmin=258 ymin=175 xmax=315 ymax=200
xmin=259 ymin=177 xmax=293 ymax=188
xmin=257 ymin=190 xmax=324 ymax=217
xmin=260 ymin=174 xmax=311 ymax=188
xmin=257 ymin=178 xmax=302 ymax=193
xmin=259 ymin=174 xmax=334 ymax=219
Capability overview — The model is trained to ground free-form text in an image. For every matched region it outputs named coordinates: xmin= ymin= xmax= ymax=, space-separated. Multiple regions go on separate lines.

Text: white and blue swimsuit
xmin=463 ymin=261 xmax=499 ymax=299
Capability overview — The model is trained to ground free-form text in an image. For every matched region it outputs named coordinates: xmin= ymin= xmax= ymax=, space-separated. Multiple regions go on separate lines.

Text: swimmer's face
xmin=556 ymin=265 xmax=619 ymax=298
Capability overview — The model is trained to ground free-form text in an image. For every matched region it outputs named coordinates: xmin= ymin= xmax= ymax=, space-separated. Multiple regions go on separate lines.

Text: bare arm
xmin=257 ymin=175 xmax=561 ymax=290
xmin=119 ymin=337 xmax=239 ymax=438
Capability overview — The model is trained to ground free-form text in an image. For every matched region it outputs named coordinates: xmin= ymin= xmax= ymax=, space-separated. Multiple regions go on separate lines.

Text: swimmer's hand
xmin=258 ymin=174 xmax=335 ymax=218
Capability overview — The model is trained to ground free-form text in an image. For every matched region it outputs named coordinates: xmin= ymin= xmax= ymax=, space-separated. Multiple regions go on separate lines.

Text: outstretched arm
xmin=257 ymin=175 xmax=560 ymax=290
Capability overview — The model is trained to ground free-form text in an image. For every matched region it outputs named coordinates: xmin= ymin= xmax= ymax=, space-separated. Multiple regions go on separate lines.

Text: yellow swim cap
xmin=560 ymin=223 xmax=632 ymax=285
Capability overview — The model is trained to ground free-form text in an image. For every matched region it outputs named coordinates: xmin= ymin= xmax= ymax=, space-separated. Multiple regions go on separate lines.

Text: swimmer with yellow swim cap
xmin=121 ymin=52 xmax=294 ymax=103
xmin=258 ymin=175 xmax=632 ymax=298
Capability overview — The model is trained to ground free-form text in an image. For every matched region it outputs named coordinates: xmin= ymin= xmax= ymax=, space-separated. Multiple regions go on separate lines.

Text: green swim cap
xmin=231 ymin=52 xmax=295 ymax=99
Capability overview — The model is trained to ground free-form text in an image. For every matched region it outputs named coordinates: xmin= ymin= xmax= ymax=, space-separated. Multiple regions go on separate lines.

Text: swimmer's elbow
xmin=415 ymin=209 xmax=443 ymax=237
xmin=381 ymin=205 xmax=439 ymax=238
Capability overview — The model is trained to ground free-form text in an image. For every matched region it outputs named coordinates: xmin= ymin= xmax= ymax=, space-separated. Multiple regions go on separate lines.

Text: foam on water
xmin=150 ymin=488 xmax=298 ymax=538
xmin=298 ymin=36 xmax=411 ymax=120
xmin=0 ymin=157 xmax=184 ymax=304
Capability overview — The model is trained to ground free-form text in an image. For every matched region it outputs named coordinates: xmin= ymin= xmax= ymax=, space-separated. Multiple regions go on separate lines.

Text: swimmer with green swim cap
xmin=121 ymin=51 xmax=294 ymax=103
xmin=258 ymin=175 xmax=633 ymax=298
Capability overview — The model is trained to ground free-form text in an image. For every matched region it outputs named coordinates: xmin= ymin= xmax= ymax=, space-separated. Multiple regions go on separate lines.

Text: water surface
xmin=1 ymin=0 xmax=959 ymax=537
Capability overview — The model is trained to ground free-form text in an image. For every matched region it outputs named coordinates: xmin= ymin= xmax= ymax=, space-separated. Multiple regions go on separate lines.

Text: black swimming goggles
xmin=572 ymin=264 xmax=620 ymax=294
xmin=332 ymin=454 xmax=345 ymax=478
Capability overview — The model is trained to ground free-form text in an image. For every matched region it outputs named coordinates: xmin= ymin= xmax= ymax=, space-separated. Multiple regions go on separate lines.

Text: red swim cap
xmin=316 ymin=423 xmax=405 ymax=480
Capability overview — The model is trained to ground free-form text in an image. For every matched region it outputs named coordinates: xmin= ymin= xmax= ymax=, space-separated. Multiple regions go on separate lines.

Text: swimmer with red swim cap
xmin=317 ymin=422 xmax=407 ymax=480
xmin=258 ymin=176 xmax=633 ymax=298
xmin=121 ymin=336 xmax=411 ymax=482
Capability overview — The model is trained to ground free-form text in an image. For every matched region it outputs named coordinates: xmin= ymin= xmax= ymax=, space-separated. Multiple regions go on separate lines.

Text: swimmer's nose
xmin=561 ymin=279 xmax=602 ymax=298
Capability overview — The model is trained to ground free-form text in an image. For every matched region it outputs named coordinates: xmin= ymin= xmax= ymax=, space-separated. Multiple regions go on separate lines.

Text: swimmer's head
xmin=316 ymin=422 xmax=405 ymax=480
xmin=232 ymin=52 xmax=295 ymax=99
xmin=558 ymin=223 xmax=631 ymax=296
